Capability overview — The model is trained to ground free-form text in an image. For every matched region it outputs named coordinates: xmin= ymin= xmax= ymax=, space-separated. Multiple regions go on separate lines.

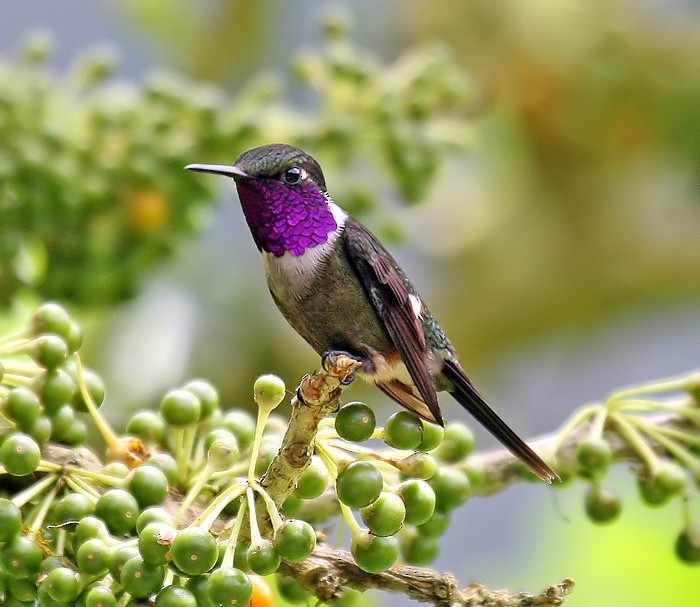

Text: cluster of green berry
xmin=551 ymin=374 xmax=700 ymax=563
xmin=0 ymin=301 xmax=484 ymax=605
xmin=0 ymin=302 xmax=102 ymax=463
xmin=295 ymin=404 xmax=479 ymax=572
xmin=0 ymin=22 xmax=472 ymax=308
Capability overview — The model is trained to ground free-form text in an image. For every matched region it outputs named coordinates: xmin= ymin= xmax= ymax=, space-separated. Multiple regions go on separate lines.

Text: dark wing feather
xmin=343 ymin=217 xmax=442 ymax=424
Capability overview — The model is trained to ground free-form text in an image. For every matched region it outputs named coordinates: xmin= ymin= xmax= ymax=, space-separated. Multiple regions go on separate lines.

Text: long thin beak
xmin=184 ymin=163 xmax=250 ymax=179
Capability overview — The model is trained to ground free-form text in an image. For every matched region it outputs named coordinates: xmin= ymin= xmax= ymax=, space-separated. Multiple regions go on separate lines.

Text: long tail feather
xmin=442 ymin=360 xmax=558 ymax=483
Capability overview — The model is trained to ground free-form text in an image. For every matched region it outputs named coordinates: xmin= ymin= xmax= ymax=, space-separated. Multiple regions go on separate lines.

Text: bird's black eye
xmin=282 ymin=166 xmax=303 ymax=185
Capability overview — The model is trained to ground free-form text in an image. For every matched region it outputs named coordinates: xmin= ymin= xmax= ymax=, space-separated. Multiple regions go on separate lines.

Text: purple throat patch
xmin=237 ymin=180 xmax=337 ymax=257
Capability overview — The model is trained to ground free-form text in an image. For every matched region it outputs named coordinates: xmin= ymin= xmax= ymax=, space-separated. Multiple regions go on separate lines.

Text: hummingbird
xmin=186 ymin=143 xmax=557 ymax=482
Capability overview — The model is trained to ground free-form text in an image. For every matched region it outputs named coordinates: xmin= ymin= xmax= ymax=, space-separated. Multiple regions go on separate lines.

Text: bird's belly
xmin=263 ymin=246 xmax=394 ymax=358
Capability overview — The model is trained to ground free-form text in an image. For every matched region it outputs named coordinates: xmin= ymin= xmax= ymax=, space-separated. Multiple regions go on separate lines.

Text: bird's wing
xmin=343 ymin=216 xmax=442 ymax=424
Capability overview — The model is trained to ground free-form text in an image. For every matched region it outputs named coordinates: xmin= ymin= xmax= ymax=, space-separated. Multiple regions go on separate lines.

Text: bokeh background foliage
xmin=0 ymin=1 xmax=698 ymax=606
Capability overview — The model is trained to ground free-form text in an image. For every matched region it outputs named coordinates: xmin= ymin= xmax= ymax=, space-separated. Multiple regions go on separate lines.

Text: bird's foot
xmin=321 ymin=350 xmax=363 ymax=385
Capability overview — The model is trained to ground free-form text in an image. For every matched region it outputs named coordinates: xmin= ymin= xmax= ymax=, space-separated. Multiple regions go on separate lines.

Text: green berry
xmin=401 ymin=527 xmax=440 ymax=565
xmin=50 ymin=404 xmax=77 ymax=442
xmin=139 ymin=522 xmax=176 ymax=565
xmin=675 ymin=523 xmax=700 ymax=564
xmin=27 ymin=415 xmax=52 ymax=444
xmin=109 ymin=545 xmax=140 ymax=583
xmin=1 ymin=535 xmax=43 ymax=579
xmin=44 ymin=566 xmax=80 ymax=602
xmin=294 ymin=455 xmax=329 ymax=499
xmin=146 ymin=452 xmax=180 ymax=485
xmin=85 ymin=585 xmax=117 ymax=607
xmin=417 ymin=420 xmax=444 ymax=452
xmin=395 ymin=452 xmax=437 ymax=479
xmin=185 ymin=575 xmax=210 ymax=606
xmin=155 ymin=585 xmax=198 ymax=607
xmin=137 ymin=506 xmax=175 ymax=534
xmin=76 ymin=537 xmax=111 ymax=576
xmin=0 ymin=432 xmax=41 ymax=476
xmin=103 ymin=460 xmax=130 ymax=479
xmin=233 ymin=539 xmax=251 ymax=572
xmin=383 ymin=410 xmax=423 ymax=450
xmin=465 ymin=459 xmax=487 ymax=489
xmin=253 ymin=374 xmax=286 ymax=410
xmin=39 ymin=555 xmax=64 ymax=574
xmin=160 ymin=389 xmax=201 ymax=427
xmin=65 ymin=320 xmax=84 ymax=353
xmin=7 ymin=577 xmax=37 ymax=602
xmin=637 ymin=473 xmax=671 ymax=507
xmin=274 ymin=519 xmax=316 ymax=562
xmin=37 ymin=369 xmax=76 ymax=413
xmin=71 ymin=367 xmax=105 ymax=412
xmin=52 ymin=491 xmax=93 ymax=524
xmin=32 ymin=334 xmax=69 ymax=369
xmin=127 ymin=410 xmax=166 ymax=444
xmin=75 ymin=515 xmax=110 ymax=543
xmin=170 ymin=526 xmax=218 ymax=576
xmin=120 ymin=555 xmax=165 ymax=599
xmin=130 ymin=464 xmax=169 ymax=507
xmin=417 ymin=510 xmax=450 ymax=538
xmin=205 ymin=567 xmax=252 ymax=607
xmin=281 ymin=493 xmax=302 ymax=517
xmin=360 ymin=491 xmax=406 ymax=536
xmin=431 ymin=468 xmax=471 ymax=512
xmin=61 ymin=417 xmax=88 ymax=445
xmin=584 ymin=484 xmax=621 ymax=524
xmin=276 ymin=575 xmax=310 ymax=604
xmin=655 ymin=461 xmax=686 ymax=495
xmin=206 ymin=429 xmax=239 ymax=470
xmin=335 ymin=402 xmax=376 ymax=442
xmin=222 ymin=410 xmax=256 ymax=451
xmin=576 ymin=436 xmax=612 ymax=478
xmin=0 ymin=497 xmax=22 ymax=542
xmin=95 ymin=488 xmax=140 ymax=535
xmin=351 ymin=531 xmax=399 ymax=573
xmin=432 ymin=422 xmax=474 ymax=462
xmin=183 ymin=379 xmax=219 ymax=418
xmin=336 ymin=461 xmax=383 ymax=508
xmin=247 ymin=540 xmax=281 ymax=575
xmin=399 ymin=479 xmax=436 ymax=526
xmin=32 ymin=302 xmax=72 ymax=338
xmin=6 ymin=387 xmax=42 ymax=429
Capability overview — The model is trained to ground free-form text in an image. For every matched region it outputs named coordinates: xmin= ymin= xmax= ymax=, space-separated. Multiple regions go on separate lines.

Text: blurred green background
xmin=0 ymin=1 xmax=698 ymax=605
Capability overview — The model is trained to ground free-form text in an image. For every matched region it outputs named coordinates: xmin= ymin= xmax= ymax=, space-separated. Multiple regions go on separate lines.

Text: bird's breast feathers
xmin=262 ymin=202 xmax=347 ymax=301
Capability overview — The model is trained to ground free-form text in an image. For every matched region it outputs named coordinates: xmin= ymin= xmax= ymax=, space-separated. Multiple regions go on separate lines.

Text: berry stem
xmin=609 ymin=412 xmax=661 ymax=476
xmin=0 ymin=338 xmax=31 ymax=357
xmin=65 ymin=466 xmax=125 ymax=489
xmin=246 ymin=485 xmax=263 ymax=547
xmin=627 ymin=415 xmax=700 ymax=477
xmin=75 ymin=354 xmax=120 ymax=449
xmin=251 ymin=481 xmax=285 ymax=532
xmin=588 ymin=407 xmax=608 ymax=440
xmin=0 ymin=327 xmax=30 ymax=347
xmin=337 ymin=499 xmax=363 ymax=539
xmin=550 ymin=404 xmax=600 ymax=456
xmin=221 ymin=494 xmax=247 ymax=569
xmin=64 ymin=474 xmax=101 ymax=503
xmin=26 ymin=475 xmax=60 ymax=535
xmin=191 ymin=482 xmax=247 ymax=530
xmin=11 ymin=472 xmax=58 ymax=508
xmin=176 ymin=462 xmax=214 ymax=525
xmin=248 ymin=405 xmax=272 ymax=482
xmin=314 ymin=440 xmax=339 ymax=479
xmin=607 ymin=372 xmax=700 ymax=405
